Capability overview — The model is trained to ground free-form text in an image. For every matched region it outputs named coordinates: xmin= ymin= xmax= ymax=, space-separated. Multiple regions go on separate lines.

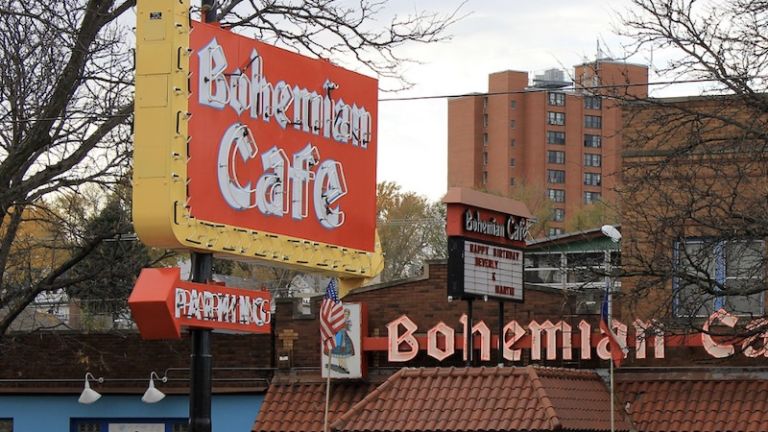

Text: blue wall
xmin=0 ymin=394 xmax=263 ymax=432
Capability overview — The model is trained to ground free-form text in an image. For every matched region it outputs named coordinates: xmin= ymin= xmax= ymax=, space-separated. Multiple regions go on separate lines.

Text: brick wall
xmin=2 ymin=259 xmax=764 ymax=391
xmin=0 ymin=331 xmax=271 ymax=391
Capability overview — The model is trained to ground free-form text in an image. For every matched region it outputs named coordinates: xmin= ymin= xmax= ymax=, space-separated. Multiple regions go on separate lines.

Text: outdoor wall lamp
xmin=141 ymin=371 xmax=168 ymax=403
xmin=78 ymin=372 xmax=103 ymax=404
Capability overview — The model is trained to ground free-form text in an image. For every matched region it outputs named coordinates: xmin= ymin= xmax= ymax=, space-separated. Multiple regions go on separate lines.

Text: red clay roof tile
xmin=331 ymin=366 xmax=629 ymax=432
xmin=253 ymin=380 xmax=376 ymax=432
xmin=618 ymin=376 xmax=768 ymax=432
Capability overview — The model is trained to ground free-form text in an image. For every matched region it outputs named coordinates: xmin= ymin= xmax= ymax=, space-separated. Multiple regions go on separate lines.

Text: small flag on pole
xmin=320 ymin=278 xmax=345 ymax=353
xmin=600 ymin=284 xmax=627 ymax=367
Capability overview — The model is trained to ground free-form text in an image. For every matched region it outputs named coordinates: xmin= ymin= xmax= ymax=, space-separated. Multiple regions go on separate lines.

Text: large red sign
xmin=188 ymin=22 xmax=378 ymax=251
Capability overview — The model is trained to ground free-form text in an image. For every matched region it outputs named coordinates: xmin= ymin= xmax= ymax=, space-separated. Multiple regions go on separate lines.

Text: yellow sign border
xmin=133 ymin=0 xmax=383 ymax=284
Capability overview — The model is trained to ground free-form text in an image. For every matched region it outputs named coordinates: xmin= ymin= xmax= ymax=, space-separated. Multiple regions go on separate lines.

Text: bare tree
xmin=377 ymin=181 xmax=446 ymax=282
xmin=0 ymin=0 xmax=135 ymax=336
xmin=0 ymin=0 xmax=460 ymax=337
xmin=614 ymin=0 xmax=768 ymax=340
xmin=213 ymin=0 xmax=464 ymax=90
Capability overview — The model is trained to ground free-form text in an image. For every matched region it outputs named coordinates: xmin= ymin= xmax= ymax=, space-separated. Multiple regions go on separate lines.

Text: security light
xmin=78 ymin=373 xmax=103 ymax=404
xmin=601 ymin=225 xmax=621 ymax=242
xmin=141 ymin=371 xmax=168 ymax=404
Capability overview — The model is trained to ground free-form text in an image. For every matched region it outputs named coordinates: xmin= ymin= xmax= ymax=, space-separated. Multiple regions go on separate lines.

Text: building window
xmin=584 ymin=153 xmax=602 ymax=167
xmin=548 ymin=92 xmax=566 ymax=106
xmin=548 ymin=227 xmax=564 ymax=237
xmin=483 ymin=133 xmax=488 ymax=146
xmin=510 ymin=138 xmax=516 ymax=147
xmin=584 ymin=96 xmax=602 ymax=110
xmin=510 ymin=158 xmax=516 ymax=167
xmin=584 ymin=134 xmax=602 ymax=148
xmin=483 ymin=96 xmax=488 ymax=113
xmin=547 ymin=131 xmax=566 ymax=145
xmin=482 ymin=171 xmax=488 ymax=185
xmin=584 ymin=172 xmax=602 ymax=186
xmin=0 ymin=420 xmax=12 ymax=432
xmin=553 ymin=208 xmax=565 ymax=222
xmin=525 ymin=251 xmax=618 ymax=290
xmin=73 ymin=421 xmax=190 ymax=432
xmin=547 ymin=150 xmax=565 ymax=164
xmin=482 ymin=152 xmax=488 ymax=166
xmin=483 ymin=114 xmax=488 ymax=128
xmin=674 ymin=239 xmax=765 ymax=317
xmin=584 ymin=191 xmax=601 ymax=204
xmin=510 ymin=177 xmax=515 ymax=186
xmin=584 ymin=115 xmax=602 ymax=129
xmin=77 ymin=423 xmax=100 ymax=432
xmin=547 ymin=111 xmax=566 ymax=126
xmin=547 ymin=169 xmax=565 ymax=183
xmin=525 ymin=252 xmax=563 ymax=285
xmin=511 ymin=100 xmax=517 ymax=109
xmin=547 ymin=189 xmax=565 ymax=202
xmin=510 ymin=119 xmax=516 ymax=128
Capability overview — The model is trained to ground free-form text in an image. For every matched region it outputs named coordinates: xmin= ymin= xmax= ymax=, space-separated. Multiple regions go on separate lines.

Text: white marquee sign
xmin=460 ymin=239 xmax=523 ymax=301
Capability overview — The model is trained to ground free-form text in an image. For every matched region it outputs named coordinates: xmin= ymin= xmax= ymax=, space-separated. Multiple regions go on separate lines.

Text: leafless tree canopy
xmin=0 ymin=0 xmax=460 ymax=337
xmin=615 ymin=0 xmax=768 ymax=338
xmin=377 ymin=181 xmax=446 ymax=282
xmin=620 ymin=0 xmax=768 ymax=100
xmin=0 ymin=0 xmax=135 ymax=336
xmin=214 ymin=0 xmax=464 ymax=90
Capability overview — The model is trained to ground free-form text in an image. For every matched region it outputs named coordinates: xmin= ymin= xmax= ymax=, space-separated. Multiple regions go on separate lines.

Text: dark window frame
xmin=584 ymin=96 xmax=602 ymax=110
xmin=548 ymin=92 xmax=566 ymax=106
xmin=584 ymin=115 xmax=602 ymax=129
xmin=547 ymin=169 xmax=565 ymax=184
xmin=584 ymin=134 xmax=602 ymax=148
xmin=547 ymin=150 xmax=565 ymax=164
xmin=548 ymin=111 xmax=566 ymax=126
xmin=584 ymin=172 xmax=602 ymax=186
xmin=584 ymin=153 xmax=602 ymax=167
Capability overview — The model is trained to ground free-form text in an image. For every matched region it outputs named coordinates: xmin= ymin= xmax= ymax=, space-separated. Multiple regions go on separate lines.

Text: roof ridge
xmin=532 ymin=364 xmax=599 ymax=379
xmin=330 ymin=367 xmax=408 ymax=431
xmin=525 ymin=366 xmax=563 ymax=430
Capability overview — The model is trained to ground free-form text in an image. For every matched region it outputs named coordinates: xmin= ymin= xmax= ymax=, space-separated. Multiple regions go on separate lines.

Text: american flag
xmin=320 ymin=278 xmax=345 ymax=353
xmin=600 ymin=283 xmax=627 ymax=367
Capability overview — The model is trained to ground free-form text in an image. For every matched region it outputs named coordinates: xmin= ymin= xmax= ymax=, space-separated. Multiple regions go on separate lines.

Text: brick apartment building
xmin=447 ymin=59 xmax=648 ymax=237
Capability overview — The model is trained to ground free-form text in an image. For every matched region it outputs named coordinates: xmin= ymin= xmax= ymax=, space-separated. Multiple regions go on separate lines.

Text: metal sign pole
xmin=498 ymin=301 xmax=504 ymax=365
xmin=189 ymin=4 xmax=216 ymax=431
xmin=201 ymin=0 xmax=217 ymax=23
xmin=466 ymin=298 xmax=474 ymax=367
xmin=189 ymin=252 xmax=213 ymax=432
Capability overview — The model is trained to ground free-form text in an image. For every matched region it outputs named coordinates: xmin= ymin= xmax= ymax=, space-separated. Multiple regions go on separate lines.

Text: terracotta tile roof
xmin=618 ymin=377 xmax=768 ymax=432
xmin=253 ymin=380 xmax=376 ymax=432
xmin=332 ymin=366 xmax=630 ymax=432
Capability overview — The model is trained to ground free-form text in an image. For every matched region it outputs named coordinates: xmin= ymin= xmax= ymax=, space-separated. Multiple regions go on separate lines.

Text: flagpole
xmin=601 ymin=225 xmax=621 ymax=432
xmin=323 ymin=343 xmax=333 ymax=432
xmin=320 ymin=278 xmax=343 ymax=432
xmin=609 ymin=288 xmax=615 ymax=432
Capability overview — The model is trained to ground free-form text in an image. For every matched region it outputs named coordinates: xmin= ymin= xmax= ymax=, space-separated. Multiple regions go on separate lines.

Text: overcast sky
xmin=375 ymin=0 xmax=650 ymax=201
